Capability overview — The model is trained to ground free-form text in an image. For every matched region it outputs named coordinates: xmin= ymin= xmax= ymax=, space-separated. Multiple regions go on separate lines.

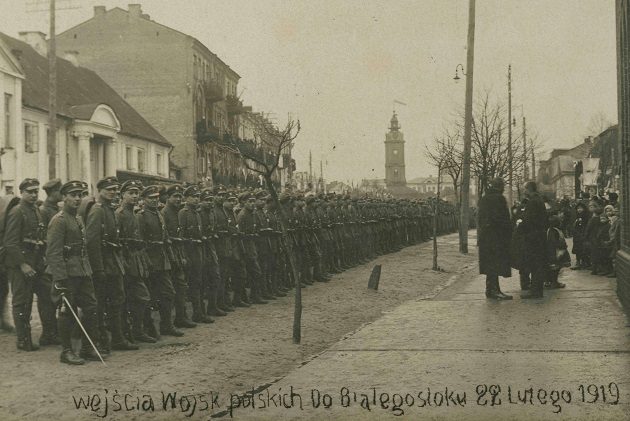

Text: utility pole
xmin=309 ymin=150 xmax=313 ymax=190
xmin=459 ymin=0 xmax=475 ymax=255
xmin=26 ymin=0 xmax=79 ymax=180
xmin=531 ymin=135 xmax=536 ymax=181
xmin=320 ymin=159 xmax=323 ymax=192
xmin=507 ymin=64 xmax=513 ymax=206
xmin=522 ymin=116 xmax=528 ymax=180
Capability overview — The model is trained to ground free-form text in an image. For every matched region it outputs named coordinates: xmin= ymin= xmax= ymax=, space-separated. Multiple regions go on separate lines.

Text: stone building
xmin=56 ymin=4 xmax=244 ymax=182
xmin=0 ymin=32 xmax=171 ymax=194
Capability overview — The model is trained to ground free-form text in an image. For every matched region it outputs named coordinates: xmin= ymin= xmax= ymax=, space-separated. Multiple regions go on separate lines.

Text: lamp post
xmin=456 ymin=0 xmax=476 ymax=255
xmin=507 ymin=64 xmax=513 ymax=206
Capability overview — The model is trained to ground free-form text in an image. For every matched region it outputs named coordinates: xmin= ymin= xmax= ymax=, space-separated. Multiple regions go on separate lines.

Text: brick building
xmin=0 ymin=31 xmax=171 ymax=194
xmin=56 ymin=4 xmax=285 ymax=185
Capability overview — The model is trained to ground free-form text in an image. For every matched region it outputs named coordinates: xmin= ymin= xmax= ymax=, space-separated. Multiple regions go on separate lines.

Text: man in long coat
xmin=477 ymin=177 xmax=513 ymax=300
xmin=520 ymin=181 xmax=549 ymax=299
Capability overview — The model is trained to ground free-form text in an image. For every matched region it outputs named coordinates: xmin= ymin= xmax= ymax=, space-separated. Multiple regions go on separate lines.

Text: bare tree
xmin=230 ymin=117 xmax=303 ymax=344
xmin=424 ymin=142 xmax=448 ymax=271
xmin=585 ymin=111 xmax=614 ymax=138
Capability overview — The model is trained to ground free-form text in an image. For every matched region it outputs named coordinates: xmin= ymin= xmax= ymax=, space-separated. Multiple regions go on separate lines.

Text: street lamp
xmin=453 ymin=64 xmax=466 ymax=82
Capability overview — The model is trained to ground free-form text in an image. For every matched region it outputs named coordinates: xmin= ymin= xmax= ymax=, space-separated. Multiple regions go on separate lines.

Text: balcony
xmin=226 ymin=95 xmax=245 ymax=115
xmin=196 ymin=119 xmax=221 ymax=144
xmin=203 ymin=79 xmax=224 ymax=103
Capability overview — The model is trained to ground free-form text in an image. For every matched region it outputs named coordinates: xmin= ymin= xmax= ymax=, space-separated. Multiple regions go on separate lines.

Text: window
xmin=4 ymin=94 xmax=12 ymax=148
xmin=126 ymin=146 xmax=133 ymax=170
xmin=156 ymin=153 xmax=163 ymax=175
xmin=24 ymin=121 xmax=39 ymax=153
xmin=137 ymin=148 xmax=146 ymax=173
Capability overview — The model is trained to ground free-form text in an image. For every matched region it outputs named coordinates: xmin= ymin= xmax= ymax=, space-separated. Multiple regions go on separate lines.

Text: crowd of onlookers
xmin=478 ymin=178 xmax=621 ymax=301
xmin=547 ymin=193 xmax=621 ymax=278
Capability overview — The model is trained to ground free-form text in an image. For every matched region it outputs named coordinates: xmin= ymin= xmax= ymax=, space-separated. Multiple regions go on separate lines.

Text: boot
xmin=484 ymin=277 xmax=502 ymax=300
xmin=14 ymin=309 xmax=38 ymax=351
xmin=191 ymin=296 xmax=214 ymax=323
xmin=206 ymin=291 xmax=227 ymax=317
xmin=110 ymin=311 xmax=139 ymax=351
xmin=173 ymin=294 xmax=196 ymax=328
xmin=132 ymin=305 xmax=156 ymax=343
xmin=144 ymin=307 xmax=161 ymax=341
xmin=159 ymin=302 xmax=184 ymax=337
xmin=58 ymin=309 xmax=84 ymax=365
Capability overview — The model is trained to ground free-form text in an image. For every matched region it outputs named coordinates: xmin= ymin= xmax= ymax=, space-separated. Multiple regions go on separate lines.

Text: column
xmin=73 ymin=130 xmax=93 ymax=192
xmin=104 ymin=138 xmax=118 ymax=177
xmin=14 ymin=78 xmax=23 ymax=184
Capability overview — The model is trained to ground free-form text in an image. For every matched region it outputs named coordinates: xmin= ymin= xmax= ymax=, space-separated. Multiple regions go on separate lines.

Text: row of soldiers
xmin=0 ymin=176 xmax=459 ymax=365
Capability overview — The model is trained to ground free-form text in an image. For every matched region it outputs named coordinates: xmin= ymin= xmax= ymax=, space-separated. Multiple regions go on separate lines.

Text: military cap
xmin=255 ymin=189 xmax=267 ymax=199
xmin=183 ymin=185 xmax=201 ymax=197
xmin=96 ymin=176 xmax=120 ymax=191
xmin=19 ymin=178 xmax=40 ymax=192
xmin=201 ymin=188 xmax=214 ymax=200
xmin=216 ymin=187 xmax=227 ymax=197
xmin=80 ymin=181 xmax=88 ymax=191
xmin=278 ymin=192 xmax=291 ymax=203
xmin=239 ymin=192 xmax=252 ymax=202
xmin=227 ymin=191 xmax=238 ymax=201
xmin=60 ymin=180 xmax=84 ymax=195
xmin=141 ymin=185 xmax=160 ymax=198
xmin=42 ymin=178 xmax=62 ymax=193
xmin=305 ymin=195 xmax=316 ymax=204
xmin=166 ymin=184 xmax=184 ymax=197
xmin=120 ymin=179 xmax=143 ymax=194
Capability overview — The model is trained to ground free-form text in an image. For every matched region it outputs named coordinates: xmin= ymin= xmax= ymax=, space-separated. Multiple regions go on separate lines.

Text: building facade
xmin=616 ymin=0 xmax=630 ymax=309
xmin=56 ymin=4 xmax=289 ymax=186
xmin=384 ymin=112 xmax=406 ymax=187
xmin=0 ymin=32 xmax=171 ymax=194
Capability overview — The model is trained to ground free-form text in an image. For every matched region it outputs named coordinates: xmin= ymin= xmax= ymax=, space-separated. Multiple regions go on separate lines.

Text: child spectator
xmin=571 ymin=202 xmax=590 ymax=269
xmin=545 ymin=215 xmax=569 ymax=288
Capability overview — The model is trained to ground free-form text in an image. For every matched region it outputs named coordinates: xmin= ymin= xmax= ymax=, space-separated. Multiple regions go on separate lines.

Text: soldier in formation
xmin=0 ymin=176 xmax=458 ymax=365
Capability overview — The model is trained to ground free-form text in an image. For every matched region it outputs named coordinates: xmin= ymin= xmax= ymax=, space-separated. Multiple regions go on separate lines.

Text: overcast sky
xmin=0 ymin=0 xmax=618 ymax=183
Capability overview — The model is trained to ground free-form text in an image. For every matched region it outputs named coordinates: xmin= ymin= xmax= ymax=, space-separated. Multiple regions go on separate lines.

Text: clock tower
xmin=385 ymin=112 xmax=406 ymax=187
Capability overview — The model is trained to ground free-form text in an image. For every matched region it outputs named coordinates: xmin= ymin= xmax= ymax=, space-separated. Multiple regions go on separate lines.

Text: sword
xmin=59 ymin=292 xmax=107 ymax=366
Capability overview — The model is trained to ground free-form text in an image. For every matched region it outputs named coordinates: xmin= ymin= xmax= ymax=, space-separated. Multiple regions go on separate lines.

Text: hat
xmin=80 ymin=181 xmax=88 ymax=191
xmin=278 ymin=192 xmax=290 ymax=203
xmin=19 ymin=178 xmax=40 ymax=192
xmin=201 ymin=188 xmax=214 ymax=200
xmin=166 ymin=184 xmax=183 ymax=197
xmin=42 ymin=178 xmax=62 ymax=193
xmin=120 ymin=179 xmax=143 ymax=194
xmin=238 ymin=192 xmax=252 ymax=202
xmin=141 ymin=185 xmax=160 ymax=198
xmin=60 ymin=180 xmax=84 ymax=195
xmin=255 ymin=189 xmax=268 ymax=199
xmin=183 ymin=185 xmax=200 ymax=197
xmin=96 ymin=176 xmax=120 ymax=191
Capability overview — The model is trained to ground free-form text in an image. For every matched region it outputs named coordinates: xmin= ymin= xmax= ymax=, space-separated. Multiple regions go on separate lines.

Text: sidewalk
xmin=232 ymin=234 xmax=630 ymax=420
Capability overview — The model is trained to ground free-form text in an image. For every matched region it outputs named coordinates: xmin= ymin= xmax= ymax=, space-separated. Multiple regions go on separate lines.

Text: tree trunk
xmin=432 ymin=167 xmax=441 ymax=271
xmin=264 ymin=174 xmax=302 ymax=344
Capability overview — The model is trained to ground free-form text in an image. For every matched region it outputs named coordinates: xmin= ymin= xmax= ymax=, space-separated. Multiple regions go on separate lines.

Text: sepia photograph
xmin=0 ymin=0 xmax=628 ymax=419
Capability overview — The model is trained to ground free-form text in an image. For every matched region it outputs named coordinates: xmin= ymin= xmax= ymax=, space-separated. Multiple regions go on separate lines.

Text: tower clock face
xmin=393 ymin=149 xmax=398 ymax=155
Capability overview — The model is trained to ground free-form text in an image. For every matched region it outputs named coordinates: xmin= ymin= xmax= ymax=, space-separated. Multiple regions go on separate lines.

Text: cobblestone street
xmin=0 ymin=232 xmax=473 ymax=420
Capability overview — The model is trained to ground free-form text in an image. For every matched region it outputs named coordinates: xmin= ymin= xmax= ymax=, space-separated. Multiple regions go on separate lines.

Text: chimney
xmin=94 ymin=6 xmax=106 ymax=17
xmin=63 ymin=50 xmax=79 ymax=67
xmin=128 ymin=4 xmax=142 ymax=18
xmin=18 ymin=31 xmax=47 ymax=56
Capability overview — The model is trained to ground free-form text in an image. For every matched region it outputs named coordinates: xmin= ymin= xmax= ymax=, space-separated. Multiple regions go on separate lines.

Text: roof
xmin=58 ymin=6 xmax=240 ymax=80
xmin=408 ymin=176 xmax=437 ymax=184
xmin=0 ymin=32 xmax=170 ymax=147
